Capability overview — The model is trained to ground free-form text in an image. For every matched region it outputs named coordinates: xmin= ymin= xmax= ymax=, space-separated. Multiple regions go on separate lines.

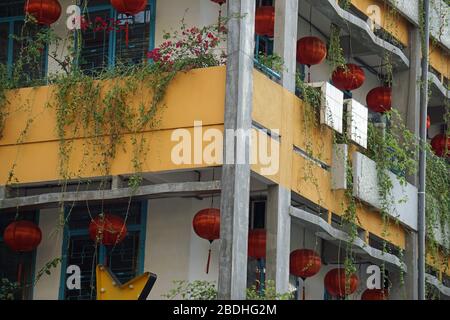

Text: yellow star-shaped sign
xmin=96 ymin=265 xmax=157 ymax=300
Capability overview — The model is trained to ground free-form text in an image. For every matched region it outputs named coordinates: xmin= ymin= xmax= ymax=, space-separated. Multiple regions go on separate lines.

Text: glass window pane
xmin=12 ymin=21 xmax=47 ymax=83
xmin=0 ymin=1 xmax=25 ymax=18
xmin=115 ymin=9 xmax=152 ymax=66
xmin=64 ymin=235 xmax=97 ymax=300
xmin=0 ymin=23 xmax=9 ymax=65
xmin=63 ymin=202 xmax=143 ymax=300
xmin=79 ymin=9 xmax=111 ymax=75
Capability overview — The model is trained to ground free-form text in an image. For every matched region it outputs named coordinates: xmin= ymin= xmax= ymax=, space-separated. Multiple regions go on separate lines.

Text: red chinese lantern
xmin=290 ymin=249 xmax=321 ymax=279
xmin=366 ymin=87 xmax=392 ymax=113
xmin=110 ymin=0 xmax=147 ymax=15
xmin=24 ymin=0 xmax=62 ymax=26
xmin=296 ymin=36 xmax=327 ymax=66
xmin=332 ymin=64 xmax=366 ymax=91
xmin=297 ymin=36 xmax=327 ymax=82
xmin=3 ymin=220 xmax=42 ymax=285
xmin=255 ymin=6 xmax=275 ymax=37
xmin=248 ymin=229 xmax=266 ymax=291
xmin=290 ymin=249 xmax=322 ymax=300
xmin=4 ymin=220 xmax=42 ymax=252
xmin=427 ymin=115 xmax=431 ymax=129
xmin=324 ymin=268 xmax=359 ymax=298
xmin=89 ymin=214 xmax=127 ymax=246
xmin=248 ymin=229 xmax=266 ymax=260
xmin=361 ymin=289 xmax=388 ymax=300
xmin=431 ymin=133 xmax=450 ymax=158
xmin=193 ymin=208 xmax=220 ymax=274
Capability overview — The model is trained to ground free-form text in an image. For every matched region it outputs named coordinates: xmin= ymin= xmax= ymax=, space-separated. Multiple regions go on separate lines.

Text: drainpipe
xmin=418 ymin=0 xmax=430 ymax=301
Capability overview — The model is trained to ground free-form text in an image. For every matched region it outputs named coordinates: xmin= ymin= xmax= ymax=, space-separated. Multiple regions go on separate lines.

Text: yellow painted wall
xmin=350 ymin=0 xmax=410 ymax=47
xmin=252 ymin=70 xmax=406 ymax=248
xmin=0 ymin=66 xmax=407 ymax=248
xmin=0 ymin=66 xmax=226 ymax=184
xmin=429 ymin=43 xmax=450 ymax=80
xmin=427 ymin=249 xmax=450 ymax=277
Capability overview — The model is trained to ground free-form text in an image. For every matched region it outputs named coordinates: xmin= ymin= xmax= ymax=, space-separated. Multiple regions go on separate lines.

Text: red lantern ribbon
xmin=125 ymin=20 xmax=129 ymax=47
xmin=206 ymin=244 xmax=212 ymax=274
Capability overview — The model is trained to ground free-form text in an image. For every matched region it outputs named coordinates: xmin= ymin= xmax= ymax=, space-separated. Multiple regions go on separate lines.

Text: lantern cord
xmin=218 ymin=5 xmax=223 ymax=30
xmin=125 ymin=20 xmax=129 ymax=47
xmin=302 ymin=281 xmax=306 ymax=301
xmin=206 ymin=242 xmax=212 ymax=274
xmin=255 ymin=262 xmax=261 ymax=293
xmin=210 ymin=169 xmax=215 ymax=207
xmin=309 ymin=5 xmax=312 ymax=35
xmin=17 ymin=263 xmax=23 ymax=286
xmin=307 ymin=65 xmax=311 ymax=83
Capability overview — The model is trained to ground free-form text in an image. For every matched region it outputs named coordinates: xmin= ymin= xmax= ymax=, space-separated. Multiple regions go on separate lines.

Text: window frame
xmin=58 ymin=201 xmax=148 ymax=300
xmin=76 ymin=0 xmax=157 ymax=71
xmin=0 ymin=14 xmax=49 ymax=80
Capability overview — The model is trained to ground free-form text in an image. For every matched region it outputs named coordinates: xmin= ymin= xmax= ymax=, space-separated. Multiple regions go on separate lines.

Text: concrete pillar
xmin=33 ymin=208 xmax=63 ymax=300
xmin=406 ymin=28 xmax=421 ymax=138
xmin=111 ymin=175 xmax=124 ymax=190
xmin=273 ymin=0 xmax=299 ymax=93
xmin=392 ymin=27 xmax=421 ymax=186
xmin=264 ymin=0 xmax=298 ymax=294
xmin=266 ymin=185 xmax=291 ymax=294
xmin=218 ymin=0 xmax=256 ymax=300
xmin=405 ymin=231 xmax=419 ymax=299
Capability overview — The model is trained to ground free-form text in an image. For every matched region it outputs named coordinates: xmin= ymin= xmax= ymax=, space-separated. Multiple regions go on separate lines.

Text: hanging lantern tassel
xmin=206 ymin=241 xmax=213 ymax=274
xmin=302 ymin=277 xmax=306 ymax=300
xmin=17 ymin=262 xmax=23 ymax=286
xmin=218 ymin=4 xmax=223 ymax=29
xmin=258 ymin=259 xmax=265 ymax=295
xmin=307 ymin=65 xmax=312 ymax=83
xmin=125 ymin=19 xmax=129 ymax=47
xmin=255 ymin=262 xmax=261 ymax=292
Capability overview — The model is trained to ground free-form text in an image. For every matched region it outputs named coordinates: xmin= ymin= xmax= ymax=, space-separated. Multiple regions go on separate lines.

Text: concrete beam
xmin=0 ymin=181 xmax=221 ymax=209
xmin=266 ymin=185 xmax=291 ymax=294
xmin=290 ymin=206 xmax=406 ymax=270
xmin=111 ymin=175 xmax=124 ymax=190
xmin=273 ymin=0 xmax=299 ymax=93
xmin=0 ymin=186 xmax=5 ymax=200
xmin=305 ymin=0 xmax=409 ymax=70
xmin=426 ymin=273 xmax=450 ymax=297
xmin=218 ymin=0 xmax=256 ymax=300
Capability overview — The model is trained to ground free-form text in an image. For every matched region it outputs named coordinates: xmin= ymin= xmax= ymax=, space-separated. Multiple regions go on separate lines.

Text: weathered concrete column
xmin=265 ymin=0 xmax=298 ymax=294
xmin=218 ymin=0 xmax=256 ymax=300
xmin=390 ymin=27 xmax=420 ymax=300
xmin=266 ymin=185 xmax=291 ymax=294
xmin=273 ymin=0 xmax=299 ymax=93
xmin=404 ymin=231 xmax=419 ymax=299
xmin=392 ymin=27 xmax=421 ymax=186
xmin=392 ymin=27 xmax=421 ymax=300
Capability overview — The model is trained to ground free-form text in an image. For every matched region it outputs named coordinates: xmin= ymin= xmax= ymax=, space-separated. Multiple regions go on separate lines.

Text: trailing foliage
xmin=256 ymin=52 xmax=285 ymax=75
xmin=163 ymin=280 xmax=293 ymax=300
xmin=327 ymin=24 xmax=347 ymax=72
xmin=0 ymin=279 xmax=19 ymax=300
xmin=163 ymin=280 xmax=218 ymax=300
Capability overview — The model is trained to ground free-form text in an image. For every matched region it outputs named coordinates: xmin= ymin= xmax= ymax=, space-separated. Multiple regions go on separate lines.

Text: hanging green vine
xmin=327 ymin=24 xmax=347 ymax=72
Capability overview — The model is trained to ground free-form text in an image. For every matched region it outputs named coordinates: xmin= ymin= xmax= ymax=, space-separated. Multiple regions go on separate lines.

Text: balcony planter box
xmin=308 ymin=82 xmax=344 ymax=134
xmin=352 ymin=151 xmax=418 ymax=231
